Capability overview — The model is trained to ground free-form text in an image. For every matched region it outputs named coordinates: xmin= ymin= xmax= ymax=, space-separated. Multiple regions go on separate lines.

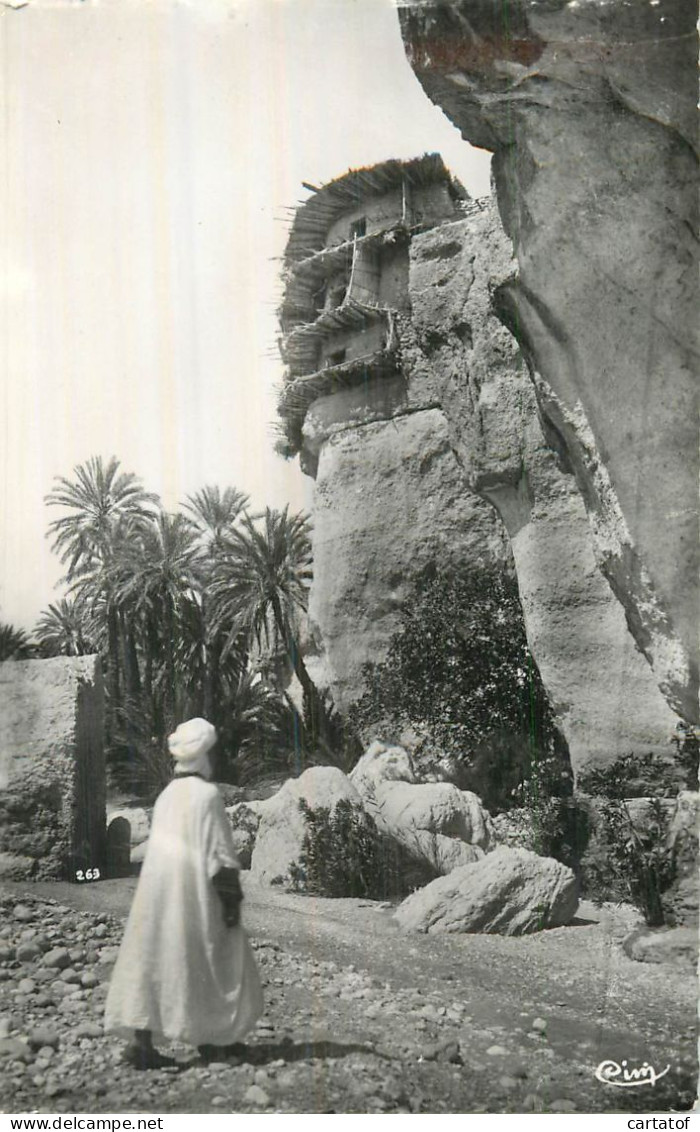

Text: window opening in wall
xmin=349 ymin=217 xmax=367 ymax=240
xmin=313 ymin=284 xmax=327 ymax=313
xmin=328 ymin=282 xmax=347 ymax=310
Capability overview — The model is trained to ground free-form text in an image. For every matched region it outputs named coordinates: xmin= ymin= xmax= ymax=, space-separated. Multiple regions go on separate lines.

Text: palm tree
xmin=45 ymin=456 xmax=159 ymax=743
xmin=184 ymin=485 xmax=251 ymax=718
xmin=34 ymin=597 xmax=97 ymax=657
xmin=0 ymin=621 xmax=35 ymax=661
xmin=184 ymin=485 xmax=250 ymax=556
xmin=208 ymin=506 xmax=323 ymax=735
xmin=111 ymin=511 xmax=200 ymax=731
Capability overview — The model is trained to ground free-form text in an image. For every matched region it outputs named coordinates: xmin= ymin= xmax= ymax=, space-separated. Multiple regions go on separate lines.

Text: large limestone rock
xmin=663 ymin=790 xmax=698 ymax=927
xmin=248 ymin=766 xmax=364 ymax=885
xmin=623 ymin=927 xmax=698 ymax=971
xmin=348 ymin=740 xmax=417 ymax=796
xmin=372 ymin=781 xmax=491 ymax=850
xmin=398 ymin=0 xmax=699 ymax=722
xmin=402 ymin=205 xmax=680 ymax=780
xmin=0 ymin=656 xmax=105 ymax=881
xmin=394 ymin=846 xmax=578 ymax=935
xmin=350 ymin=742 xmax=492 ymax=873
xmin=308 ymin=405 xmax=511 ymax=708
xmin=300 ymin=193 xmax=679 ymax=780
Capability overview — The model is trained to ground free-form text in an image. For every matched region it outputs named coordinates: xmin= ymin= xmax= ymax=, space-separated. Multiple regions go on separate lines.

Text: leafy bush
xmin=352 ymin=568 xmax=571 ymax=815
xmin=578 ymin=749 xmax=692 ymax=799
xmin=232 ymin=684 xmax=362 ymax=788
xmin=111 ymin=694 xmax=173 ymax=800
xmin=288 ymin=798 xmax=437 ymax=899
xmin=585 ymin=798 xmax=677 ymax=926
xmin=577 ymin=752 xmax=682 ymax=924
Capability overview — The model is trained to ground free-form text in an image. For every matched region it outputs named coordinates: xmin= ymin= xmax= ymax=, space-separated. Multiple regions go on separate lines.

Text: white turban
xmin=168 ymin=718 xmax=218 ymax=767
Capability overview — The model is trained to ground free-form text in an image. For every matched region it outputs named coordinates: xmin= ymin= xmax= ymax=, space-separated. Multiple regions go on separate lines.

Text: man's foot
xmin=123 ymin=1044 xmax=178 ymax=1071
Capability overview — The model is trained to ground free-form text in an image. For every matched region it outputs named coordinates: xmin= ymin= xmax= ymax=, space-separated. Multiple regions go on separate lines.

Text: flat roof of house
xmin=283 ymin=152 xmax=467 ymax=265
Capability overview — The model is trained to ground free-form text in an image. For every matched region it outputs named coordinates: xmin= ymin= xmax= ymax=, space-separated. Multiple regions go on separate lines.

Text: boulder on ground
xmin=375 ymin=780 xmax=492 ymax=850
xmin=350 ymin=743 xmax=492 ymax=873
xmin=663 ymin=791 xmax=699 ymax=927
xmin=248 ymin=766 xmax=364 ymax=885
xmin=429 ymin=835 xmax=483 ymax=874
xmin=349 ymin=741 xmax=416 ymax=797
xmin=394 ymin=847 xmax=578 ymax=935
xmin=623 ymin=926 xmax=698 ymax=970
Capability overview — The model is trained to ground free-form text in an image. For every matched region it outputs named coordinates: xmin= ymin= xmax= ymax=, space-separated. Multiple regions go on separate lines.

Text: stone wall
xmin=0 ymin=656 xmax=105 ymax=881
xmin=398 ymin=0 xmax=699 ymax=724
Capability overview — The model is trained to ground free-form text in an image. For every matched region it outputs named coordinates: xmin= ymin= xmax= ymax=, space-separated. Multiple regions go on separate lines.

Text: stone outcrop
xmin=394 ymin=846 xmax=578 ymax=935
xmin=308 ymin=403 xmax=511 ymax=707
xmin=248 ymin=766 xmax=365 ymax=885
xmin=0 ymin=656 xmax=105 ymax=880
xmin=623 ymin=926 xmax=698 ymax=971
xmin=400 ymin=205 xmax=680 ymax=779
xmin=348 ymin=740 xmax=417 ymax=796
xmin=349 ymin=741 xmax=492 ymax=874
xmin=664 ymin=791 xmax=699 ymax=926
xmin=398 ymin=0 xmax=699 ymax=722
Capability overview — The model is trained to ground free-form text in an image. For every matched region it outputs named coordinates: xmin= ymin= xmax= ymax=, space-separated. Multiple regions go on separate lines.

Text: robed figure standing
xmin=104 ymin=718 xmax=263 ymax=1068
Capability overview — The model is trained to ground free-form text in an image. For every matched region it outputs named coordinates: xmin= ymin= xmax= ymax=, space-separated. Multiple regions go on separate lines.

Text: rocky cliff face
xmin=398 ymin=0 xmax=699 ymax=723
xmin=401 ymin=206 xmax=679 ymax=777
xmin=302 ymin=198 xmax=679 ymax=777
xmin=307 ymin=402 xmax=512 ymax=708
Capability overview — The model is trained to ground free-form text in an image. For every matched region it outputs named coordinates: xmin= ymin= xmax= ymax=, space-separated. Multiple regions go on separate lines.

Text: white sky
xmin=0 ymin=0 xmax=492 ymax=629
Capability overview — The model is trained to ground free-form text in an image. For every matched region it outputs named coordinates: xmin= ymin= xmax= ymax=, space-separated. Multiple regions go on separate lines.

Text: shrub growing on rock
xmin=288 ymin=798 xmax=437 ymax=899
xmin=352 ymin=567 xmax=572 ymax=822
xmin=586 ymin=798 xmax=677 ymax=927
xmin=579 ymin=756 xmax=682 ymax=926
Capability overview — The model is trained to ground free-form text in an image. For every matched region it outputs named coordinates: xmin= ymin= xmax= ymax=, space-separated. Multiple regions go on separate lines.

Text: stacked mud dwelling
xmin=277 ymin=154 xmax=513 ymax=714
xmin=278 ymin=154 xmax=682 ymax=783
xmin=278 ymin=154 xmax=466 ymax=470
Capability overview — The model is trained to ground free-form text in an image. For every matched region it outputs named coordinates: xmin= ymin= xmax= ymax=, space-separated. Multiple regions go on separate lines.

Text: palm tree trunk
xmin=270 ymin=592 xmax=325 ymax=744
xmin=163 ymin=598 xmax=176 ymax=733
xmin=106 ymin=602 xmax=121 ymax=752
xmin=121 ymin=613 xmax=142 ymax=698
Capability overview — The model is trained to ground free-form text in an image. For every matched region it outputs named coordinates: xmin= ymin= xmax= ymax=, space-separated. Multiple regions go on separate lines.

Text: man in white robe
xmin=104 ymin=718 xmax=263 ymax=1069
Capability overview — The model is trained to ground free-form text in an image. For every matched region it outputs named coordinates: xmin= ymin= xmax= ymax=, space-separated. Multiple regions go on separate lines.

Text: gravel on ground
xmin=0 ymin=878 xmax=696 ymax=1114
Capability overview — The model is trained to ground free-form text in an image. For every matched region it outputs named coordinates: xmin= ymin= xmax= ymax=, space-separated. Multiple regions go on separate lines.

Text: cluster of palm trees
xmin=2 ymin=456 xmax=336 ymax=791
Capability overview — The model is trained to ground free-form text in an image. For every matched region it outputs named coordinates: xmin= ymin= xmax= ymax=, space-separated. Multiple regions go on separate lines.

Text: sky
xmin=0 ymin=0 xmax=492 ymax=629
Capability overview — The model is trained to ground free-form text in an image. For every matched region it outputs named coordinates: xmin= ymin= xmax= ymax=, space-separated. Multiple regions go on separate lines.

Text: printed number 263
xmin=76 ymin=867 xmax=101 ymax=881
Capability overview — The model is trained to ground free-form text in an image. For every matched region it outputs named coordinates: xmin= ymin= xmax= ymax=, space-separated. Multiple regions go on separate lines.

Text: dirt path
xmin=0 ymin=879 xmax=696 ymax=1114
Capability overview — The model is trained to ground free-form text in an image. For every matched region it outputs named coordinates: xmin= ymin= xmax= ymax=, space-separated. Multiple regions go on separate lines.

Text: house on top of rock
xmin=275 ymin=155 xmax=513 ymax=711
xmin=275 ymin=153 xmax=682 ymax=785
xmin=277 ymin=153 xmax=470 ymax=472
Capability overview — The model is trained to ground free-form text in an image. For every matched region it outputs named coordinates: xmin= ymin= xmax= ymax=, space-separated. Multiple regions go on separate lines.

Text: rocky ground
xmin=0 ymin=880 xmax=696 ymax=1115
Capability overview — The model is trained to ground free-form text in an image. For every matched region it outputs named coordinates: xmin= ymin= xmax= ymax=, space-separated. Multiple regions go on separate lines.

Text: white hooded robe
xmin=104 ymin=776 xmax=263 ymax=1046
